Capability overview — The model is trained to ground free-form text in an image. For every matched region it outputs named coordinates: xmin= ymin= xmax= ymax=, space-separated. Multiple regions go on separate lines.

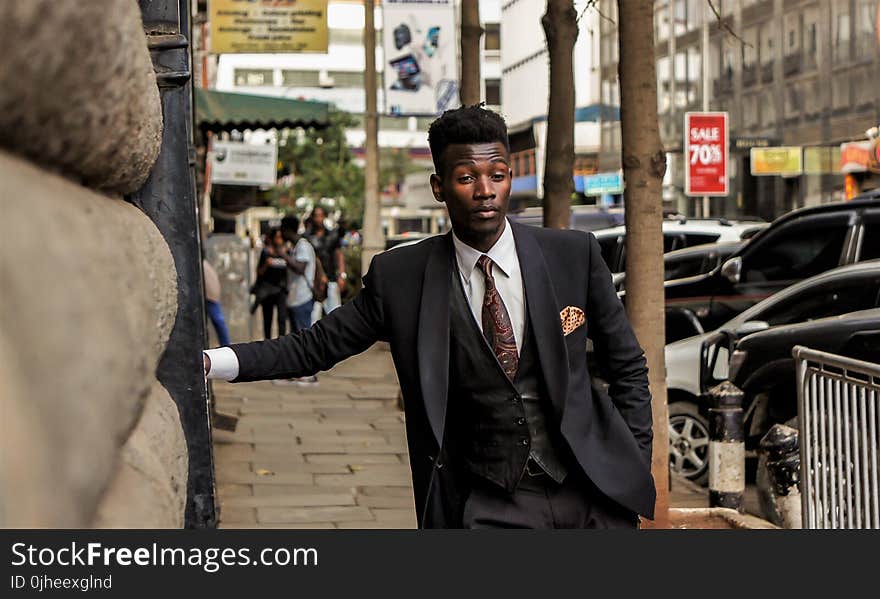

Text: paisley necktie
xmin=476 ymin=255 xmax=518 ymax=380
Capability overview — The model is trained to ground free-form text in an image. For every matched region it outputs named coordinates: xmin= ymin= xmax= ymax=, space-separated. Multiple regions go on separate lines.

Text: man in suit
xmin=205 ymin=106 xmax=655 ymax=528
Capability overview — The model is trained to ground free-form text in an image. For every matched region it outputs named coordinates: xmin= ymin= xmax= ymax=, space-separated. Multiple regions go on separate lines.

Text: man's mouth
xmin=473 ymin=205 xmax=498 ymax=216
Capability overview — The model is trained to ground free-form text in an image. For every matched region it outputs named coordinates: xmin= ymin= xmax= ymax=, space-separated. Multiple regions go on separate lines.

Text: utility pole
xmin=362 ymin=0 xmax=383 ymax=274
xmin=701 ymin=2 xmax=710 ymax=218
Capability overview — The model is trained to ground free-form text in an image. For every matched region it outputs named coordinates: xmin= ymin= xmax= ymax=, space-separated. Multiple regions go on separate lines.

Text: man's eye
xmin=458 ymin=175 xmax=474 ymax=183
xmin=492 ymin=173 xmax=507 ymax=180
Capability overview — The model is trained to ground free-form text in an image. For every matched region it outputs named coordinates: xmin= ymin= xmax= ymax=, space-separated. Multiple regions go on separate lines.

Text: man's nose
xmin=474 ymin=176 xmax=494 ymax=198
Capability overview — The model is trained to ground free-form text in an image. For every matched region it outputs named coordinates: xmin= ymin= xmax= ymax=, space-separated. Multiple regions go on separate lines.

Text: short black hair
xmin=280 ymin=215 xmax=300 ymax=233
xmin=428 ymin=104 xmax=510 ymax=173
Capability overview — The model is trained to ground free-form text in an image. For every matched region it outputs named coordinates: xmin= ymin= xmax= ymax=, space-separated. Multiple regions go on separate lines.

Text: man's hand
xmin=203 ymin=353 xmax=211 ymax=377
xmin=337 ymin=274 xmax=347 ymax=293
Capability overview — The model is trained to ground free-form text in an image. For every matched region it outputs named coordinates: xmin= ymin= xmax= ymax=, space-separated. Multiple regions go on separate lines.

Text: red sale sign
xmin=684 ymin=112 xmax=729 ymax=196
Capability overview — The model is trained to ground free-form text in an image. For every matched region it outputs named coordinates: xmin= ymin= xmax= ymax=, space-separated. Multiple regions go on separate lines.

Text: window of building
xmin=687 ymin=45 xmax=701 ymax=106
xmin=760 ymin=90 xmax=776 ymax=127
xmin=803 ymin=77 xmax=822 ymax=117
xmin=743 ymin=94 xmax=758 ymax=127
xmin=484 ymin=23 xmax=500 ymax=52
xmin=856 ymin=0 xmax=876 ymax=58
xmin=832 ymin=72 xmax=850 ymax=110
xmin=743 ymin=27 xmax=758 ymax=67
xmin=656 ymin=55 xmax=671 ymax=114
xmin=785 ymin=82 xmax=802 ymax=119
xmin=281 ymin=70 xmax=320 ymax=87
xmin=760 ymin=23 xmax=775 ymax=66
xmin=784 ymin=12 xmax=801 ymax=55
xmin=655 ymin=1 xmax=670 ymax=42
xmin=234 ymin=68 xmax=274 ymax=87
xmin=834 ymin=6 xmax=851 ymax=63
xmin=484 ymin=79 xmax=501 ymax=106
xmin=803 ymin=5 xmax=819 ymax=69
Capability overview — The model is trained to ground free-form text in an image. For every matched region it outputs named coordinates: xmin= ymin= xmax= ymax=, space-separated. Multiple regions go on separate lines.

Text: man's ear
xmin=430 ymin=173 xmax=444 ymax=204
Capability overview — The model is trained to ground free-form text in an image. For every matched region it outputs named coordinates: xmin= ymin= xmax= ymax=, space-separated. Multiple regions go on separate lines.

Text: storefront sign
xmin=210 ymin=0 xmax=328 ymax=54
xmin=750 ymin=147 xmax=803 ymax=176
xmin=383 ymin=0 xmax=459 ymax=115
xmin=840 ymin=141 xmax=874 ymax=173
xmin=582 ymin=171 xmax=624 ymax=195
xmin=732 ymin=137 xmax=774 ymax=150
xmin=210 ymin=141 xmax=278 ymax=187
xmin=803 ymin=146 xmax=842 ymax=175
xmin=684 ymin=112 xmax=729 ymax=196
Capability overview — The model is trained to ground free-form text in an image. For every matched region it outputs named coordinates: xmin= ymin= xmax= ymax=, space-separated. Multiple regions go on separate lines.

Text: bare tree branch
xmin=578 ymin=0 xmax=614 ymax=26
xmin=706 ymin=0 xmax=752 ymax=48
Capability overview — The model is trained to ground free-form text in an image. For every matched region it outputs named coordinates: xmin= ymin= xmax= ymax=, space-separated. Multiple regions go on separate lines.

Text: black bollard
xmin=708 ymin=381 xmax=745 ymax=511
xmin=758 ymin=424 xmax=801 ymax=528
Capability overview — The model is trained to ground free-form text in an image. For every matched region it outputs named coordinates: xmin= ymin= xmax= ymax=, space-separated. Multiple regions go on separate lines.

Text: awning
xmin=194 ymin=88 xmax=331 ymax=132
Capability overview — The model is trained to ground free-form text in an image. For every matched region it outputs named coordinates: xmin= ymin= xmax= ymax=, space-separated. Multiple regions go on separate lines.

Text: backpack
xmin=311 ymin=255 xmax=328 ymax=303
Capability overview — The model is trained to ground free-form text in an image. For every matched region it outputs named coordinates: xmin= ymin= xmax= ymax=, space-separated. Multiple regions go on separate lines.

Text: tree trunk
xmin=541 ymin=0 xmax=577 ymax=229
xmin=616 ymin=0 xmax=669 ymax=528
xmin=460 ymin=0 xmax=483 ymax=106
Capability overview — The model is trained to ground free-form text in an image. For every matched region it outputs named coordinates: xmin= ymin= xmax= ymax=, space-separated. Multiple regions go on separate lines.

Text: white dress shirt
xmin=451 ymin=219 xmax=525 ymax=353
xmin=205 ymin=218 xmax=526 ymax=381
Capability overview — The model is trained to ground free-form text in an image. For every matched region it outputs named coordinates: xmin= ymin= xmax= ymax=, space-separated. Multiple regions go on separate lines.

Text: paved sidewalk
xmin=212 ymin=343 xmax=417 ymax=529
xmin=211 ymin=343 xmax=752 ymax=528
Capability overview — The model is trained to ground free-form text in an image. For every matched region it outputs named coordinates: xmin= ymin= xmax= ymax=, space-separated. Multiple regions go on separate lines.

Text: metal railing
xmin=795 ymin=346 xmax=880 ymax=529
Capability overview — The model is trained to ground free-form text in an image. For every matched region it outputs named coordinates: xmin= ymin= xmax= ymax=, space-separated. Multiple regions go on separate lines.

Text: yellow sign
xmin=210 ymin=0 xmax=328 ymax=54
xmin=803 ymin=146 xmax=842 ymax=175
xmin=750 ymin=147 xmax=803 ymax=176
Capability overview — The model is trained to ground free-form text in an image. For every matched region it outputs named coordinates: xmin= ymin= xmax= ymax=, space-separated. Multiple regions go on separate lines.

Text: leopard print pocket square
xmin=560 ymin=306 xmax=585 ymax=336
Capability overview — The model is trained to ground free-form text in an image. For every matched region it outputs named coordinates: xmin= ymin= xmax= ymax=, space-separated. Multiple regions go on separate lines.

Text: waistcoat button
xmin=516 ymin=417 xmax=526 ymax=425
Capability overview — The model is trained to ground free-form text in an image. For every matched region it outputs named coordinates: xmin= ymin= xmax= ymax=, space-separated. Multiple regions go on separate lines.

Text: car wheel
xmin=668 ymin=402 xmax=710 ymax=485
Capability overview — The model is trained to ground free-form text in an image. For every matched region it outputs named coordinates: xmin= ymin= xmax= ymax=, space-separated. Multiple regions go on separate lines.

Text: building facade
xmin=501 ymin=0 xmax=612 ymax=206
xmin=598 ymin=0 xmax=880 ymax=221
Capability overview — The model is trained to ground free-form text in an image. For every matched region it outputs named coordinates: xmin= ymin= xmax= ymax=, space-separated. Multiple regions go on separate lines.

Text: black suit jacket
xmin=230 ymin=223 xmax=656 ymax=526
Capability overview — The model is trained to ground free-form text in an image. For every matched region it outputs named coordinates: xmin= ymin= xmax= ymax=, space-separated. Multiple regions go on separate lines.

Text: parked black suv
xmin=665 ymin=192 xmax=880 ymax=341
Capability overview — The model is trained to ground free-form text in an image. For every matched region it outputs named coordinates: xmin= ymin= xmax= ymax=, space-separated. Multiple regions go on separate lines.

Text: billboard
xmin=750 ymin=147 xmax=803 ymax=176
xmin=210 ymin=141 xmax=278 ymax=187
xmin=209 ymin=0 xmax=328 ymax=54
xmin=684 ymin=112 xmax=728 ymax=196
xmin=382 ymin=0 xmax=459 ymax=115
xmin=582 ymin=171 xmax=624 ymax=195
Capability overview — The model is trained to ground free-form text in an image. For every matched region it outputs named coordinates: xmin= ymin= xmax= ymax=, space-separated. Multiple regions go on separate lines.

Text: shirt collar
xmin=451 ymin=218 xmax=517 ymax=279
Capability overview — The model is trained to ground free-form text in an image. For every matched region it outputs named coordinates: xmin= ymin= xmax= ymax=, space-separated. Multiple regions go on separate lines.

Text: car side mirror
xmin=721 ymin=256 xmax=742 ymax=284
xmin=735 ymin=320 xmax=770 ymax=337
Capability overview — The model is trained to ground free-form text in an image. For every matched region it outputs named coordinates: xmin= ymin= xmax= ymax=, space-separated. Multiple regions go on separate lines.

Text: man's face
xmin=312 ymin=208 xmax=325 ymax=228
xmin=430 ymin=141 xmax=512 ymax=248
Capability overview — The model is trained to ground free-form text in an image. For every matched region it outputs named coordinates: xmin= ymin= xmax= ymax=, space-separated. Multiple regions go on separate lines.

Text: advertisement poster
xmin=210 ymin=0 xmax=328 ymax=54
xmin=684 ymin=112 xmax=728 ymax=196
xmin=382 ymin=0 xmax=459 ymax=115
xmin=210 ymin=141 xmax=278 ymax=187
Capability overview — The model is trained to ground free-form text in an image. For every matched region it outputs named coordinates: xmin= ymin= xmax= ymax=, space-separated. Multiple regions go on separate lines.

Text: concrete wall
xmin=0 ymin=0 xmax=188 ymax=528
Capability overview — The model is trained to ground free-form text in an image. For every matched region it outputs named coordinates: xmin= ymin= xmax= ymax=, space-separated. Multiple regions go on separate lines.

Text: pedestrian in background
xmin=305 ymin=206 xmax=346 ymax=319
xmin=280 ymin=216 xmax=316 ymax=333
xmin=202 ymin=258 xmax=230 ymax=346
xmin=253 ymin=227 xmax=288 ymax=339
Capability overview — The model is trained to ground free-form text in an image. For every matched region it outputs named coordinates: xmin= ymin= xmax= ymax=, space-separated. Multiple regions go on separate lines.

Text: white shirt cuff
xmin=205 ymin=347 xmax=239 ymax=381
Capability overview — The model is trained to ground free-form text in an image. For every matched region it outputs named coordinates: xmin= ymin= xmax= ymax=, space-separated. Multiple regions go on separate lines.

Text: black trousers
xmin=462 ymin=468 xmax=639 ymax=529
xmin=260 ymin=292 xmax=287 ymax=339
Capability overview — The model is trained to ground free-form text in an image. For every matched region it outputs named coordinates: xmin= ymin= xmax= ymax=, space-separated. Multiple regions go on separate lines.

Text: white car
xmin=594 ymin=218 xmax=766 ymax=274
xmin=665 ymin=260 xmax=880 ymax=483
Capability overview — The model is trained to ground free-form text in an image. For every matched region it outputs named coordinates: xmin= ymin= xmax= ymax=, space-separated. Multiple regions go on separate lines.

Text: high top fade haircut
xmin=428 ymin=104 xmax=510 ymax=174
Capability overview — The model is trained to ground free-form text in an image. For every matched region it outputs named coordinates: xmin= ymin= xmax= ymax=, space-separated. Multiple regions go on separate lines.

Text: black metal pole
xmin=707 ymin=381 xmax=745 ymax=511
xmin=130 ymin=0 xmax=216 ymax=528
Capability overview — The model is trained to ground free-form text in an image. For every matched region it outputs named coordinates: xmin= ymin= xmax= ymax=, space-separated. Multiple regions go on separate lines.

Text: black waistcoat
xmin=447 ymin=265 xmax=569 ymax=492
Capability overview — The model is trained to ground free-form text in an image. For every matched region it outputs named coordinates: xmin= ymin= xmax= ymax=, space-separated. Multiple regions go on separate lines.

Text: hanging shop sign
xmin=582 ymin=171 xmax=624 ymax=195
xmin=209 ymin=0 xmax=328 ymax=54
xmin=382 ymin=0 xmax=459 ymax=115
xmin=684 ymin=112 xmax=729 ymax=196
xmin=210 ymin=141 xmax=278 ymax=187
xmin=839 ymin=140 xmax=878 ymax=173
xmin=750 ymin=147 xmax=803 ymax=176
xmin=803 ymin=146 xmax=842 ymax=174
